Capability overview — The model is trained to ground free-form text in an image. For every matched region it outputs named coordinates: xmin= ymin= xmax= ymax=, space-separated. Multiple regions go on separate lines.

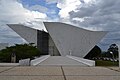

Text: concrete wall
xmin=31 ymin=55 xmax=50 ymax=66
xmin=8 ymin=24 xmax=37 ymax=45
xmin=66 ymin=55 xmax=95 ymax=66
xmin=49 ymin=36 xmax=60 ymax=56
xmin=19 ymin=58 xmax=30 ymax=66
xmin=0 ymin=43 xmax=8 ymax=50
xmin=44 ymin=22 xmax=107 ymax=57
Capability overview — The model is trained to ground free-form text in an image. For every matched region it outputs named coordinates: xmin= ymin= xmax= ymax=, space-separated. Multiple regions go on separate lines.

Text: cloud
xmin=0 ymin=0 xmax=47 ymax=23
xmin=0 ymin=0 xmax=47 ymax=44
xmin=27 ymin=5 xmax=48 ymax=13
xmin=57 ymin=0 xmax=96 ymax=20
xmin=46 ymin=0 xmax=58 ymax=4
xmin=57 ymin=0 xmax=82 ymax=19
xmin=69 ymin=0 xmax=120 ymax=31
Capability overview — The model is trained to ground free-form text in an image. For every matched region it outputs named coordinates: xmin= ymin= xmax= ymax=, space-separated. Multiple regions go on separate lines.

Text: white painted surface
xmin=0 ymin=43 xmax=8 ymax=50
xmin=7 ymin=24 xmax=37 ymax=45
xmin=66 ymin=55 xmax=95 ymax=66
xmin=31 ymin=55 xmax=50 ymax=66
xmin=19 ymin=58 xmax=30 ymax=66
xmin=44 ymin=22 xmax=107 ymax=57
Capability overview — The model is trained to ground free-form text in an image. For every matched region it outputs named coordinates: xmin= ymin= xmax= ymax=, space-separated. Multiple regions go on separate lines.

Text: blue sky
xmin=20 ymin=0 xmax=60 ymax=19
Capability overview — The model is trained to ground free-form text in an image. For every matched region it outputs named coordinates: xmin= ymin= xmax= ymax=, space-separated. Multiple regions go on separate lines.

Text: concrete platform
xmin=0 ymin=76 xmax=64 ymax=80
xmin=0 ymin=67 xmax=13 ymax=73
xmin=0 ymin=66 xmax=63 ymax=76
xmin=37 ymin=56 xmax=87 ymax=66
xmin=66 ymin=76 xmax=120 ymax=80
xmin=62 ymin=67 xmax=120 ymax=76
xmin=108 ymin=67 xmax=120 ymax=72
xmin=0 ymin=66 xmax=119 ymax=80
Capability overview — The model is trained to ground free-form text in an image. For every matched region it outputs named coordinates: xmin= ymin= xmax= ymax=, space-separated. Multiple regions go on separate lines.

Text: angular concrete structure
xmin=8 ymin=24 xmax=59 ymax=55
xmin=44 ymin=22 xmax=107 ymax=57
xmin=7 ymin=24 xmax=37 ymax=45
xmin=8 ymin=22 xmax=107 ymax=58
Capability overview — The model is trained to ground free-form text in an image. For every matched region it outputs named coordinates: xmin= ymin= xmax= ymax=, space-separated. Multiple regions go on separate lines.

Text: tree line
xmin=0 ymin=43 xmax=41 ymax=63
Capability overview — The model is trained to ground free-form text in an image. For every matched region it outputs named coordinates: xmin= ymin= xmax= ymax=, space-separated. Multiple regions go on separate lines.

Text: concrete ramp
xmin=37 ymin=56 xmax=87 ymax=66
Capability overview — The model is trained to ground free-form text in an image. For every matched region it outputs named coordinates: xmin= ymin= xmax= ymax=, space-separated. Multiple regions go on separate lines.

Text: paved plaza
xmin=0 ymin=66 xmax=119 ymax=80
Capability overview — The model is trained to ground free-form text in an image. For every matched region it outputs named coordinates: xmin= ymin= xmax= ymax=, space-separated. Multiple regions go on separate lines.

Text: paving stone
xmin=108 ymin=67 xmax=120 ymax=72
xmin=0 ymin=76 xmax=64 ymax=80
xmin=0 ymin=66 xmax=120 ymax=80
xmin=0 ymin=67 xmax=12 ymax=73
xmin=0 ymin=66 xmax=63 ymax=76
xmin=63 ymin=67 xmax=120 ymax=76
xmin=66 ymin=76 xmax=120 ymax=80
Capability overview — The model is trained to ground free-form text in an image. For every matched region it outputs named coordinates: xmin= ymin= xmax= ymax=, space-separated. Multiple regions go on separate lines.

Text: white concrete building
xmin=44 ymin=22 xmax=107 ymax=57
xmin=8 ymin=22 xmax=107 ymax=58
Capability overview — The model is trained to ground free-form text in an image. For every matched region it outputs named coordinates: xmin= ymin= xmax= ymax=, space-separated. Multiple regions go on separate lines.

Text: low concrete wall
xmin=19 ymin=58 xmax=30 ymax=66
xmin=31 ymin=55 xmax=50 ymax=66
xmin=66 ymin=55 xmax=95 ymax=66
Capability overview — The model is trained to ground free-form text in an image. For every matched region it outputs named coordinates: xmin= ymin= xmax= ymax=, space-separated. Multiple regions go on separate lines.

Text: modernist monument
xmin=8 ymin=22 xmax=107 ymax=58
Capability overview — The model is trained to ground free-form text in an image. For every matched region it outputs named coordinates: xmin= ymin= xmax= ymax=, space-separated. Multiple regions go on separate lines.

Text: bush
xmin=0 ymin=43 xmax=41 ymax=63
xmin=95 ymin=60 xmax=119 ymax=66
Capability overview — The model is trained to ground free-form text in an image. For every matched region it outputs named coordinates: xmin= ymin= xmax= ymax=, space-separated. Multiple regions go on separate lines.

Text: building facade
xmin=8 ymin=22 xmax=107 ymax=57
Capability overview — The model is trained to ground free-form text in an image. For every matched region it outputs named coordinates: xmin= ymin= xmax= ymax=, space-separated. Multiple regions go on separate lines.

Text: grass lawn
xmin=95 ymin=60 xmax=119 ymax=66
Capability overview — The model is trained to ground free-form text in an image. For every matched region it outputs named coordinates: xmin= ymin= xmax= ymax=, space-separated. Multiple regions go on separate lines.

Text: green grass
xmin=95 ymin=60 xmax=119 ymax=66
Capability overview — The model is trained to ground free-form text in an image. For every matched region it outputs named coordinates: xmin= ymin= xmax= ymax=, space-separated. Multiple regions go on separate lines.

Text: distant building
xmin=7 ymin=22 xmax=107 ymax=58
xmin=0 ymin=43 xmax=8 ymax=50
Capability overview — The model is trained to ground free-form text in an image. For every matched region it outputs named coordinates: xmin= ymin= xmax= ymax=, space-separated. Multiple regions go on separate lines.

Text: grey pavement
xmin=38 ymin=56 xmax=87 ymax=66
xmin=0 ymin=66 xmax=119 ymax=80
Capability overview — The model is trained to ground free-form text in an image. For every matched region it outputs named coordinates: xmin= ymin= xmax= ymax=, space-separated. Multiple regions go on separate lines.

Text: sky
xmin=0 ymin=0 xmax=120 ymax=51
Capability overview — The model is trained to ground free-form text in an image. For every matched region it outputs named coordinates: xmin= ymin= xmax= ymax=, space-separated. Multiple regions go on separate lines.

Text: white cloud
xmin=27 ymin=5 xmax=48 ymax=13
xmin=0 ymin=0 xmax=48 ymax=44
xmin=84 ymin=0 xmax=96 ymax=4
xmin=69 ymin=0 xmax=120 ymax=31
xmin=0 ymin=0 xmax=47 ymax=23
xmin=46 ymin=0 xmax=58 ymax=4
xmin=57 ymin=0 xmax=96 ymax=20
xmin=57 ymin=0 xmax=81 ymax=19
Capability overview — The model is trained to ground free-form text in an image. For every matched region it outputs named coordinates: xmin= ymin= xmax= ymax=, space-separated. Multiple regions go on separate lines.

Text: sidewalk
xmin=0 ymin=66 xmax=119 ymax=80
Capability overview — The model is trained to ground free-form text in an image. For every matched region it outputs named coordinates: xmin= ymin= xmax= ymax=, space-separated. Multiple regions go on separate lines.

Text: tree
xmin=0 ymin=43 xmax=41 ymax=63
xmin=107 ymin=44 xmax=119 ymax=58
